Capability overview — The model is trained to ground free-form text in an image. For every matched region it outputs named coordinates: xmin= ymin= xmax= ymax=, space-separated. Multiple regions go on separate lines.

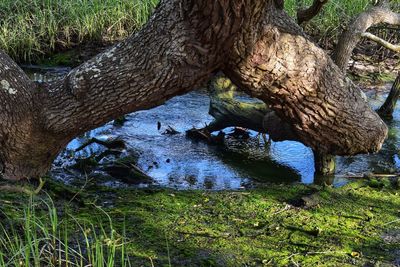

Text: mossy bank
xmin=1 ymin=179 xmax=399 ymax=266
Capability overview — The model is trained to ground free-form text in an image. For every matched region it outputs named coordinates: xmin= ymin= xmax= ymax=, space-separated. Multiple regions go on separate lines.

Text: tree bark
xmin=203 ymin=2 xmax=400 ymax=175
xmin=0 ymin=0 xmax=388 ymax=180
xmin=223 ymin=4 xmax=387 ymax=156
xmin=0 ymin=0 xmax=263 ymax=180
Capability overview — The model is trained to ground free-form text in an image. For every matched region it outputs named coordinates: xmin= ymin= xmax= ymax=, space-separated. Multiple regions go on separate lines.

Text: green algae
xmin=0 ymin=180 xmax=399 ymax=266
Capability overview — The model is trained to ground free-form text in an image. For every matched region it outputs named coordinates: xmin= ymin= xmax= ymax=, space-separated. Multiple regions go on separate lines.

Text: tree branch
xmin=333 ymin=4 xmax=400 ymax=72
xmin=362 ymin=32 xmax=400 ymax=52
xmin=297 ymin=0 xmax=329 ymax=25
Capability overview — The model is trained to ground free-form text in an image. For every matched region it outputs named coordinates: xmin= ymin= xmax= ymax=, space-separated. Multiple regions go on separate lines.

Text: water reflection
xmin=24 ymin=67 xmax=399 ymax=190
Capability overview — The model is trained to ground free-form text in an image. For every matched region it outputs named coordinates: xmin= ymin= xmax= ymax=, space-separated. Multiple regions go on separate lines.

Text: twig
xmin=384 ymin=218 xmax=400 ymax=225
xmin=336 ymin=173 xmax=399 ymax=179
xmin=362 ymin=32 xmax=400 ymax=53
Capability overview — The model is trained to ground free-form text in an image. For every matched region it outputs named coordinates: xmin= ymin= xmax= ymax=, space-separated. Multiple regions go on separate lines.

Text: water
xmin=24 ymin=66 xmax=400 ymax=190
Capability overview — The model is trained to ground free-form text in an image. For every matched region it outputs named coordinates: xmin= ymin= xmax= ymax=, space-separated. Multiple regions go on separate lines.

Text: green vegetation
xmin=0 ymin=194 xmax=132 ymax=266
xmin=1 ymin=0 xmax=397 ymax=63
xmin=285 ymin=0 xmax=371 ymax=41
xmin=0 ymin=179 xmax=399 ymax=266
xmin=0 ymin=0 xmax=158 ymax=62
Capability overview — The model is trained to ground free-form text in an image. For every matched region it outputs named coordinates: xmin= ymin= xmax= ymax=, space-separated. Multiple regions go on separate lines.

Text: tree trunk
xmin=378 ymin=73 xmax=400 ymax=118
xmin=0 ymin=0 xmax=387 ymax=180
xmin=202 ymin=1 xmax=400 ymax=175
xmin=0 ymin=0 xmax=257 ymax=180
xmin=223 ymin=4 xmax=387 ymax=156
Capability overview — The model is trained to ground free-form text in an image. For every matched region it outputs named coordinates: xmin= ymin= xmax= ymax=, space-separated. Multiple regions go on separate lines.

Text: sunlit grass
xmin=0 ymin=0 xmax=159 ymax=62
xmin=285 ymin=0 xmax=370 ymax=40
xmin=0 ymin=195 xmax=132 ymax=267
xmin=1 ymin=0 xmax=398 ymax=62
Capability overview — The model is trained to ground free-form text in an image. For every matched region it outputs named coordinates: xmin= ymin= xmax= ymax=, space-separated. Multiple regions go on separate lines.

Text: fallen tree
xmin=0 ymin=0 xmax=388 ymax=181
xmin=195 ymin=0 xmax=399 ymax=175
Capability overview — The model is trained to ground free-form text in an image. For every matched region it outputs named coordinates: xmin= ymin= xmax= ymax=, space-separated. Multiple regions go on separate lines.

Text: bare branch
xmin=362 ymin=32 xmax=400 ymax=52
xmin=333 ymin=5 xmax=400 ymax=72
xmin=297 ymin=0 xmax=329 ymax=25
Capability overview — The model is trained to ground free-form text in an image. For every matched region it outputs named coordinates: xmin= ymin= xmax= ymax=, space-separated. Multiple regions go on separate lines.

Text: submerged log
xmin=202 ymin=75 xmax=336 ymax=175
xmin=205 ymin=75 xmax=299 ymax=143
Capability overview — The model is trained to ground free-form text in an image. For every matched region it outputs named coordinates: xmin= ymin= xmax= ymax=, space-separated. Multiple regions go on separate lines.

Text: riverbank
xmin=0 ymin=179 xmax=399 ymax=266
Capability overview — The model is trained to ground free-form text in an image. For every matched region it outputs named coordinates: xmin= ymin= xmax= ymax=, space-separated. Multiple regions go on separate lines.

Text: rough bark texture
xmin=0 ymin=0 xmax=261 ymax=180
xmin=224 ymin=4 xmax=387 ymax=156
xmin=0 ymin=0 xmax=388 ymax=180
xmin=332 ymin=3 xmax=400 ymax=72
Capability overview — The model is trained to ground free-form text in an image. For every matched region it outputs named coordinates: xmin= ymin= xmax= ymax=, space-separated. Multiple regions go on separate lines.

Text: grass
xmin=0 ymin=178 xmax=399 ymax=266
xmin=0 ymin=0 xmax=158 ymax=63
xmin=285 ymin=0 xmax=371 ymax=41
xmin=285 ymin=1 xmax=400 ymax=45
xmin=1 ymin=0 xmax=398 ymax=63
xmin=0 ymin=194 xmax=132 ymax=266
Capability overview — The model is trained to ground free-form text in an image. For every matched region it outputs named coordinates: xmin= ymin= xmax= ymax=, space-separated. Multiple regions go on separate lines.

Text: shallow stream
xmin=25 ymin=66 xmax=400 ymax=190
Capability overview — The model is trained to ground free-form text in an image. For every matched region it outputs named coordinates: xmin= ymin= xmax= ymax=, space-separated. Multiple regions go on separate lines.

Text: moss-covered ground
xmin=1 ymin=178 xmax=399 ymax=266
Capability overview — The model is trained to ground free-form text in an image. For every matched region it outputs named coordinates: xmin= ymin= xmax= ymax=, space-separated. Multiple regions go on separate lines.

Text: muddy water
xmin=25 ymin=66 xmax=399 ymax=190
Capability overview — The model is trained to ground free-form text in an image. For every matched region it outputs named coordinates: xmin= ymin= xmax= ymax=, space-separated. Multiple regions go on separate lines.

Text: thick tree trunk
xmin=0 ymin=0 xmax=257 ymax=180
xmin=223 ymin=4 xmax=387 ymax=156
xmin=0 ymin=0 xmax=387 ymax=180
xmin=203 ymin=1 xmax=400 ymax=175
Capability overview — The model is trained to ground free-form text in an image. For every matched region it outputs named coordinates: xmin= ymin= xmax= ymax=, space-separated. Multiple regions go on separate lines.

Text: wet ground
xmin=25 ymin=66 xmax=400 ymax=190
